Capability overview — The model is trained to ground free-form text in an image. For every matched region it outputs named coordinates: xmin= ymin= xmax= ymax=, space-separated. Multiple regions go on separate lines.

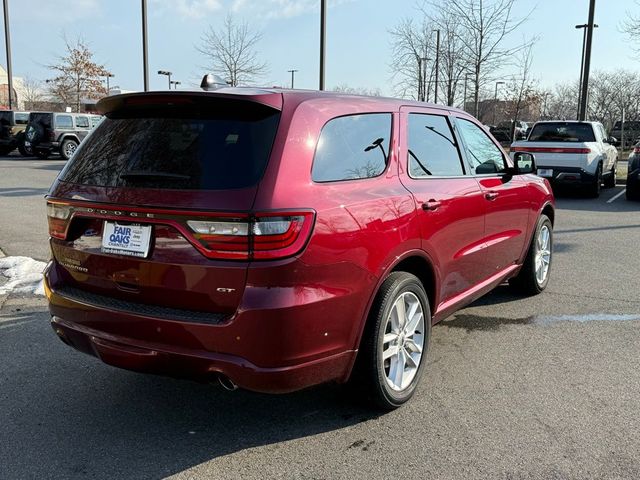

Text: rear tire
xmin=350 ymin=272 xmax=431 ymax=410
xmin=509 ymin=214 xmax=553 ymax=296
xmin=585 ymin=164 xmax=602 ymax=198
xmin=604 ymin=161 xmax=617 ymax=188
xmin=0 ymin=146 xmax=13 ymax=156
xmin=627 ymin=182 xmax=640 ymax=201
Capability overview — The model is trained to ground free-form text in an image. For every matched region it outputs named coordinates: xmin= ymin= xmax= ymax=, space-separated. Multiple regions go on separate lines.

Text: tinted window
xmin=528 ymin=122 xmax=595 ymax=142
xmin=457 ymin=118 xmax=506 ymax=174
xmin=75 ymin=116 xmax=89 ymax=128
xmin=56 ymin=115 xmax=73 ymax=129
xmin=60 ymin=102 xmax=280 ymax=190
xmin=0 ymin=112 xmax=11 ymax=126
xmin=30 ymin=113 xmax=52 ymax=128
xmin=90 ymin=116 xmax=101 ymax=128
xmin=14 ymin=113 xmax=29 ymax=125
xmin=312 ymin=113 xmax=391 ymax=182
xmin=408 ymin=114 xmax=464 ymax=177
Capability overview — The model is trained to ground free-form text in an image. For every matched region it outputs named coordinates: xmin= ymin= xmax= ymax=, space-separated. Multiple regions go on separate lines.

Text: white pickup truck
xmin=510 ymin=121 xmax=618 ymax=197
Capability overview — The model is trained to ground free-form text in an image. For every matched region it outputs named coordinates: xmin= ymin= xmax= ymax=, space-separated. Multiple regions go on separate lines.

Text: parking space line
xmin=607 ymin=189 xmax=626 ymax=204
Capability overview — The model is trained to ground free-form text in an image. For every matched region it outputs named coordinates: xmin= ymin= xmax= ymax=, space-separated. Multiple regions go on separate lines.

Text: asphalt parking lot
xmin=1 ymin=155 xmax=639 ymax=479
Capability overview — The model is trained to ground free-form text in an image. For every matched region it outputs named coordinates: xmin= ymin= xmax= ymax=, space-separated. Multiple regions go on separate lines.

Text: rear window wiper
xmin=119 ymin=171 xmax=191 ymax=181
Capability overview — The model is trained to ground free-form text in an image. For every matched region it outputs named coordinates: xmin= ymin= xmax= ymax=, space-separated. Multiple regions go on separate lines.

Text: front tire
xmin=60 ymin=139 xmax=79 ymax=160
xmin=510 ymin=214 xmax=553 ymax=295
xmin=352 ymin=272 xmax=431 ymax=410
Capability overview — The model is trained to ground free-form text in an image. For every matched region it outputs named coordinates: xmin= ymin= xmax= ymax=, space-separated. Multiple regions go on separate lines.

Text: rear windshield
xmin=60 ymin=101 xmax=280 ymax=190
xmin=528 ymin=123 xmax=595 ymax=142
xmin=29 ymin=113 xmax=52 ymax=128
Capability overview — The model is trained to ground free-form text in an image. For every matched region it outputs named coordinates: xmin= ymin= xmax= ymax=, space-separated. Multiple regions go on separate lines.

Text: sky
xmin=1 ymin=0 xmax=638 ymax=96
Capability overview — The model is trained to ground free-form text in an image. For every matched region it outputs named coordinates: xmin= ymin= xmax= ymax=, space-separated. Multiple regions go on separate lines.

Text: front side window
xmin=14 ymin=113 xmax=29 ymax=125
xmin=408 ymin=113 xmax=464 ymax=177
xmin=456 ymin=118 xmax=506 ymax=175
xmin=312 ymin=113 xmax=391 ymax=182
xmin=75 ymin=116 xmax=90 ymax=128
xmin=55 ymin=115 xmax=73 ymax=129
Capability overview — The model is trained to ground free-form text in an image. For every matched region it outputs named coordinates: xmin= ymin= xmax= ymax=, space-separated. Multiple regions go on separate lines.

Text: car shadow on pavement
xmin=0 ymin=309 xmax=382 ymax=479
xmin=0 ymin=187 xmax=50 ymax=197
xmin=34 ymin=163 xmax=66 ymax=172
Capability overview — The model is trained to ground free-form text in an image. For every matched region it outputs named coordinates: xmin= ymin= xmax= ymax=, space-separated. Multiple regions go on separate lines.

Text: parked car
xmin=610 ymin=120 xmax=640 ymax=148
xmin=627 ymin=143 xmax=640 ymax=200
xmin=44 ymin=84 xmax=554 ymax=409
xmin=0 ymin=110 xmax=30 ymax=156
xmin=24 ymin=112 xmax=102 ymax=160
xmin=494 ymin=120 xmax=529 ymax=141
xmin=510 ymin=120 xmax=618 ymax=197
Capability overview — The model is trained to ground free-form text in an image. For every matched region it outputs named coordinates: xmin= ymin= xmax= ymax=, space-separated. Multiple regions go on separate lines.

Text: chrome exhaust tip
xmin=217 ymin=375 xmax=238 ymax=391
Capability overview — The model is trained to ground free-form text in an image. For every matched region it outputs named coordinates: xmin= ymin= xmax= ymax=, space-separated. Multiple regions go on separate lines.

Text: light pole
xmin=578 ymin=0 xmax=597 ymax=121
xmin=142 ymin=0 xmax=149 ymax=92
xmin=493 ymin=81 xmax=505 ymax=125
xmin=575 ymin=21 xmax=598 ymax=120
xmin=170 ymin=80 xmax=181 ymax=89
xmin=3 ymin=0 xmax=13 ymax=109
xmin=104 ymin=72 xmax=114 ymax=92
xmin=433 ymin=29 xmax=440 ymax=104
xmin=421 ymin=56 xmax=428 ymax=102
xmin=319 ymin=0 xmax=326 ymax=90
xmin=287 ymin=69 xmax=298 ymax=89
xmin=157 ymin=70 xmax=172 ymax=89
xmin=463 ymin=72 xmax=473 ymax=111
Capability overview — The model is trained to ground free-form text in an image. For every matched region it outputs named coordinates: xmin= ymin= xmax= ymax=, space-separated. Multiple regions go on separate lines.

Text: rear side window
xmin=56 ymin=115 xmax=73 ymax=129
xmin=14 ymin=113 xmax=29 ymax=124
xmin=312 ymin=113 xmax=391 ymax=182
xmin=59 ymin=100 xmax=280 ymax=190
xmin=408 ymin=113 xmax=464 ymax=177
xmin=75 ymin=116 xmax=89 ymax=128
xmin=528 ymin=123 xmax=595 ymax=142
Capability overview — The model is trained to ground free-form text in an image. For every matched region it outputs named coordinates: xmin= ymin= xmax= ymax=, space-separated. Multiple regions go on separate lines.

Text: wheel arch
xmin=59 ymin=134 xmax=80 ymax=144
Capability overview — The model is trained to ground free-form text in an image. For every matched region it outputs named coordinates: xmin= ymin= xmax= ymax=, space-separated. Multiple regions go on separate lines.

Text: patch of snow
xmin=0 ymin=256 xmax=47 ymax=296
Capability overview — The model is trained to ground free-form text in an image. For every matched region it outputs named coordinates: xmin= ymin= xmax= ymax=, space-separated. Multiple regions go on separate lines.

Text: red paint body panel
xmin=45 ymin=89 xmax=554 ymax=393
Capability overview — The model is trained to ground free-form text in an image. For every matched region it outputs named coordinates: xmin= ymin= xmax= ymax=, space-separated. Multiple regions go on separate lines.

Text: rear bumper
xmin=538 ymin=166 xmax=597 ymax=185
xmin=44 ymin=261 xmax=361 ymax=393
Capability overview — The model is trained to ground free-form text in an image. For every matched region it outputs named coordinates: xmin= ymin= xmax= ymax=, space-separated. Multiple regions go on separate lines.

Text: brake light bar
xmin=46 ymin=200 xmax=315 ymax=261
xmin=512 ymin=146 xmax=591 ymax=154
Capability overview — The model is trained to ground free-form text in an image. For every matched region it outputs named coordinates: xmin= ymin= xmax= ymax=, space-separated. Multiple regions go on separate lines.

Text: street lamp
xmin=420 ymin=56 xmax=429 ymax=102
xmin=575 ymin=22 xmax=598 ymax=120
xmin=157 ymin=70 xmax=172 ymax=89
xmin=3 ymin=0 xmax=14 ymax=109
xmin=319 ymin=0 xmax=326 ymax=90
xmin=287 ymin=69 xmax=299 ymax=89
xmin=104 ymin=72 xmax=114 ymax=91
xmin=142 ymin=0 xmax=149 ymax=91
xmin=170 ymin=80 xmax=181 ymax=89
xmin=463 ymin=72 xmax=473 ymax=112
xmin=493 ymin=81 xmax=505 ymax=125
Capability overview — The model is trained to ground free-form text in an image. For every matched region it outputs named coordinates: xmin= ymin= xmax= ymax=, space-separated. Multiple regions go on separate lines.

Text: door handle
xmin=422 ymin=199 xmax=441 ymax=211
xmin=484 ymin=191 xmax=499 ymax=201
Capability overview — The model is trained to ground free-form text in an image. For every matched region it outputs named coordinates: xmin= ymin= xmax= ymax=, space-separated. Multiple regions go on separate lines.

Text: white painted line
xmin=607 ymin=189 xmax=626 ymax=204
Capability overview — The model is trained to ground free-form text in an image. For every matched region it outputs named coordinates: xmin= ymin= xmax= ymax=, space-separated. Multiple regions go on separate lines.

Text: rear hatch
xmin=511 ymin=122 xmax=595 ymax=169
xmin=47 ymin=92 xmax=284 ymax=320
xmin=0 ymin=111 xmax=13 ymax=141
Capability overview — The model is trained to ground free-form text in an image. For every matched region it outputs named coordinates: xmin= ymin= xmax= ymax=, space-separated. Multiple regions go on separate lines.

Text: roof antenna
xmin=201 ymin=74 xmax=229 ymax=91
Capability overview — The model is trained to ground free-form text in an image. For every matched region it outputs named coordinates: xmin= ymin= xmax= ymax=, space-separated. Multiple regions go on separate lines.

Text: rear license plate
xmin=101 ymin=222 xmax=152 ymax=258
xmin=24 ymin=141 xmax=30 ymax=147
xmin=537 ymin=168 xmax=553 ymax=178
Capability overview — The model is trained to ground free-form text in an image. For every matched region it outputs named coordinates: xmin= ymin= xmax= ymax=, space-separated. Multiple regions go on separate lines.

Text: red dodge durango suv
xmin=44 ymin=81 xmax=554 ymax=409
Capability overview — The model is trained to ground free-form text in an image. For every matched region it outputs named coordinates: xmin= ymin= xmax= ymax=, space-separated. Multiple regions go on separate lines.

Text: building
xmin=0 ymin=65 xmax=27 ymax=110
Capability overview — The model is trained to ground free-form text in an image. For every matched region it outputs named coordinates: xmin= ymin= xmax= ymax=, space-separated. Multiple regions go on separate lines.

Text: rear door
xmin=399 ymin=106 xmax=488 ymax=304
xmin=453 ymin=116 xmax=531 ymax=274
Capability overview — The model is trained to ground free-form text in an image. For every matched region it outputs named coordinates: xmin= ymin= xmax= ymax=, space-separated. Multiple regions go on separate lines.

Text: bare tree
xmin=433 ymin=0 xmax=532 ymax=117
xmin=620 ymin=1 xmax=640 ymax=57
xmin=332 ymin=84 xmax=382 ymax=96
xmin=197 ymin=14 xmax=268 ymax=87
xmin=21 ymin=77 xmax=45 ymax=105
xmin=388 ymin=17 xmax=434 ymax=100
xmin=502 ymin=42 xmax=538 ymax=141
xmin=47 ymin=36 xmax=109 ymax=112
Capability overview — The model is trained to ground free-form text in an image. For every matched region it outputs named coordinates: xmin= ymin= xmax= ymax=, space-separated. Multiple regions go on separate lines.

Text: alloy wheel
xmin=535 ymin=225 xmax=551 ymax=285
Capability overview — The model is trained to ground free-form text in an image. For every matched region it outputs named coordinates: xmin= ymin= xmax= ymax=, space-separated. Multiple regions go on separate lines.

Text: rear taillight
xmin=187 ymin=212 xmax=314 ymax=260
xmin=46 ymin=202 xmax=73 ymax=239
xmin=511 ymin=146 xmax=591 ymax=154
xmin=49 ymin=130 xmax=56 ymax=141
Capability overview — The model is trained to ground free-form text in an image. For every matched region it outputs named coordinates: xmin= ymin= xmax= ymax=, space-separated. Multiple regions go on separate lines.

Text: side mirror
xmin=513 ymin=151 xmax=536 ymax=174
xmin=606 ymin=136 xmax=617 ymax=144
